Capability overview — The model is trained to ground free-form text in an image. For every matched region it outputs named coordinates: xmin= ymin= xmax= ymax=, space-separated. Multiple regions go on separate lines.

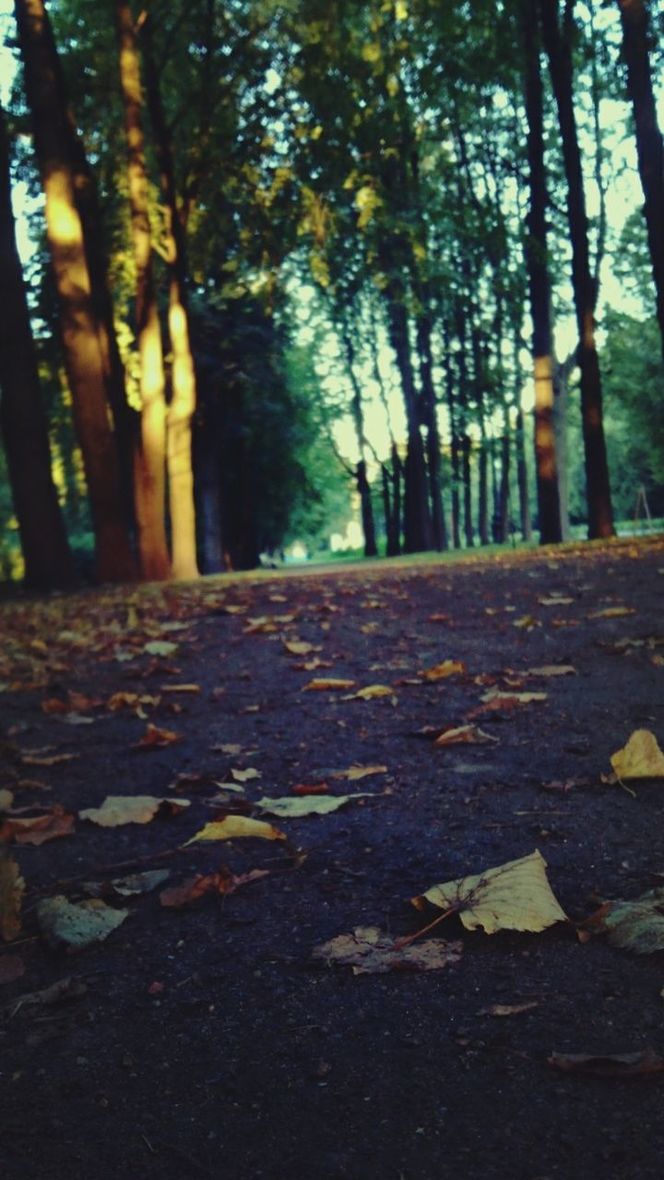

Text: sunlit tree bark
xmin=539 ymin=0 xmax=614 ymax=539
xmin=617 ymin=0 xmax=664 ymax=364
xmin=142 ymin=14 xmax=199 ymax=579
xmin=115 ymin=0 xmax=170 ymax=581
xmin=522 ymin=0 xmax=563 ymax=544
xmin=14 ymin=0 xmax=136 ymax=583
xmin=0 ymin=102 xmax=74 ymax=589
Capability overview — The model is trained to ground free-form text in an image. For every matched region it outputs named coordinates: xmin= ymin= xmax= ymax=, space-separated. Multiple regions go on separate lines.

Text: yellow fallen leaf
xmin=341 ymin=684 xmax=395 ymax=701
xmin=539 ymin=596 xmax=573 ymax=606
xmin=282 ymin=640 xmax=320 ymax=656
xmin=183 ymin=816 xmax=286 ymax=844
xmin=610 ymin=729 xmax=664 ymax=781
xmin=0 ymin=789 xmax=14 ymax=812
xmin=513 ymin=615 xmax=539 ymax=629
xmin=80 ymin=795 xmax=190 ymax=827
xmin=525 ymin=665 xmax=576 ymax=677
xmin=589 ymin=606 xmax=635 ymax=619
xmin=159 ymin=684 xmax=201 ymax=694
xmin=302 ymin=678 xmax=356 ymax=692
xmin=143 ymin=640 xmax=179 ymax=656
xmin=230 ymin=767 xmax=262 ymax=782
xmin=480 ymin=688 xmax=547 ymax=705
xmin=412 ymin=849 xmax=567 ymax=934
xmin=329 ymin=764 xmax=388 ymax=781
xmin=133 ymin=723 xmax=182 ymax=749
xmin=421 ymin=660 xmax=465 ymax=682
xmin=434 ymin=725 xmax=498 ymax=747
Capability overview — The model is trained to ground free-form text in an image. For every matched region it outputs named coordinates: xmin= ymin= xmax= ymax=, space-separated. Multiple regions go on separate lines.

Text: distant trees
xmin=1 ymin=0 xmax=662 ymax=587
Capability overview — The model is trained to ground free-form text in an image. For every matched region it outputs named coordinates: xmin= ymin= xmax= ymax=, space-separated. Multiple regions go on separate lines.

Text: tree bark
xmin=617 ymin=0 xmax=664 ymax=363
xmin=383 ymin=289 xmax=431 ymax=553
xmin=115 ymin=0 xmax=171 ymax=581
xmin=341 ymin=326 xmax=378 ymax=558
xmin=522 ymin=0 xmax=563 ymax=544
xmin=539 ymin=0 xmax=614 ymax=539
xmin=415 ymin=310 xmax=447 ymax=550
xmin=142 ymin=14 xmax=199 ymax=578
xmin=14 ymin=0 xmax=136 ymax=583
xmin=442 ymin=318 xmax=461 ymax=549
xmin=0 ymin=103 xmax=74 ymax=589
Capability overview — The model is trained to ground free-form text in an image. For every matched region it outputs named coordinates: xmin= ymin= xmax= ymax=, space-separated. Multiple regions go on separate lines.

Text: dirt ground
xmin=2 ymin=535 xmax=664 ymax=1180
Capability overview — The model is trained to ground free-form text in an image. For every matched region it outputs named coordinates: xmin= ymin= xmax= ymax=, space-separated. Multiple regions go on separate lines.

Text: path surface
xmin=2 ymin=536 xmax=664 ymax=1179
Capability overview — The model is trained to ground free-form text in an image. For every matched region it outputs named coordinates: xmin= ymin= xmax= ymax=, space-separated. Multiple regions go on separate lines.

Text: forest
xmin=0 ymin=0 xmax=663 ymax=588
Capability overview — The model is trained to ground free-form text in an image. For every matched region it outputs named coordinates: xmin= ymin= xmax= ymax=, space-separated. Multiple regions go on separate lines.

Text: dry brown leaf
xmin=159 ymin=683 xmax=201 ymax=694
xmin=183 ymin=816 xmax=286 ymax=845
xmin=313 ymin=926 xmax=462 ymax=975
xmin=0 ymin=953 xmax=25 ymax=984
xmin=589 ymin=606 xmax=636 ymax=619
xmin=434 ymin=725 xmax=498 ymax=747
xmin=302 ymin=678 xmax=356 ymax=692
xmin=477 ymin=1001 xmax=539 ymax=1017
xmin=610 ymin=729 xmax=664 ymax=781
xmin=0 ymin=854 xmax=25 ymax=941
xmin=548 ymin=1049 xmax=664 ymax=1077
xmin=133 ymin=723 xmax=182 ymax=750
xmin=160 ymin=868 xmax=268 ymax=908
xmin=1 ymin=805 xmax=75 ymax=846
xmin=420 ymin=660 xmax=466 ymax=682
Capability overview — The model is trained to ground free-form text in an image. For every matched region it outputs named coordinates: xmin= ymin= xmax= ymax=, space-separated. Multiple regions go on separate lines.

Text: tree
xmin=539 ymin=0 xmax=614 ymax=539
xmin=616 ymin=0 xmax=664 ymax=364
xmin=14 ymin=0 xmax=136 ymax=582
xmin=115 ymin=0 xmax=170 ymax=581
xmin=522 ymin=0 xmax=563 ymax=543
xmin=0 ymin=102 xmax=74 ymax=589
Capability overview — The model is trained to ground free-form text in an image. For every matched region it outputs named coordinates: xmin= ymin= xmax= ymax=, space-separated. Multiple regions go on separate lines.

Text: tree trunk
xmin=341 ymin=326 xmax=378 ymax=558
xmin=498 ymin=428 xmax=511 ymax=543
xmin=142 ymin=14 xmax=199 ymax=579
xmin=383 ymin=292 xmax=431 ymax=552
xmin=416 ymin=310 xmax=447 ymax=550
xmin=617 ymin=0 xmax=664 ymax=363
xmin=442 ymin=319 xmax=461 ymax=549
xmin=15 ymin=0 xmax=136 ymax=583
xmin=539 ymin=0 xmax=614 ymax=539
xmin=115 ymin=0 xmax=170 ymax=581
xmin=0 ymin=103 xmax=74 ymax=589
xmin=515 ymin=406 xmax=533 ymax=543
xmin=522 ymin=0 xmax=563 ymax=544
xmin=389 ymin=443 xmax=402 ymax=556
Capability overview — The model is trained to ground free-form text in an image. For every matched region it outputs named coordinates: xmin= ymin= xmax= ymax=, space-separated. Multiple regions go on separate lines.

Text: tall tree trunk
xmin=0 ymin=103 xmax=74 ymax=589
xmin=142 ymin=14 xmax=199 ymax=579
xmin=389 ymin=443 xmax=402 ymax=555
xmin=15 ymin=0 xmax=136 ymax=583
xmin=539 ymin=0 xmax=614 ymax=539
xmin=442 ymin=318 xmax=461 ymax=548
xmin=617 ymin=0 xmax=664 ymax=363
xmin=415 ymin=310 xmax=447 ymax=550
xmin=471 ymin=326 xmax=490 ymax=546
xmin=383 ymin=290 xmax=431 ymax=552
xmin=515 ymin=404 xmax=533 ymax=543
xmin=498 ymin=426 xmax=511 ymax=543
xmin=341 ymin=325 xmax=378 ymax=558
xmin=523 ymin=0 xmax=563 ymax=544
xmin=115 ymin=0 xmax=170 ymax=581
xmin=34 ymin=10 xmax=135 ymax=533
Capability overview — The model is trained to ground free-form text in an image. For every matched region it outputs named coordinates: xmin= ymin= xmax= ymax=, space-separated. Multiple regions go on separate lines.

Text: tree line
xmin=0 ymin=0 xmax=662 ymax=588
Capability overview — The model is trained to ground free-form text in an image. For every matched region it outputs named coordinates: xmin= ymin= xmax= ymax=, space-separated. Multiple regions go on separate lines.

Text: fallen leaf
xmin=1 ymin=805 xmax=75 ymax=846
xmin=513 ymin=615 xmax=539 ymax=629
xmin=256 ymin=793 xmax=376 ymax=817
xmin=160 ymin=867 xmax=268 ymax=908
xmin=0 ymin=854 xmax=25 ymax=941
xmin=412 ymin=849 xmax=567 ymax=934
xmin=420 ymin=660 xmax=466 ymax=682
xmin=291 ymin=783 xmax=330 ymax=795
xmin=133 ymin=723 xmax=182 ymax=749
xmin=0 ymin=953 xmax=25 ymax=983
xmin=143 ymin=640 xmax=179 ymax=656
xmin=183 ymin=816 xmax=286 ymax=845
xmin=302 ymin=678 xmax=356 ymax=692
xmin=548 ymin=1049 xmax=664 ymax=1077
xmin=610 ymin=730 xmax=664 ymax=781
xmin=586 ymin=887 xmax=664 ymax=954
xmin=480 ymin=688 xmax=548 ymax=705
xmin=229 ymin=767 xmax=262 ymax=783
xmin=5 ymin=975 xmax=87 ymax=1013
xmin=37 ymin=896 xmax=128 ymax=950
xmin=539 ymin=596 xmax=573 ymax=606
xmin=211 ymin=743 xmax=244 ymax=755
xmin=434 ymin=725 xmax=498 ymax=747
xmin=159 ymin=683 xmax=201 ymax=694
xmin=282 ymin=640 xmax=320 ymax=656
xmin=589 ymin=606 xmax=636 ymax=619
xmin=20 ymin=751 xmax=79 ymax=767
xmin=329 ymin=764 xmax=388 ymax=782
xmin=313 ymin=926 xmax=463 ymax=975
xmin=525 ymin=665 xmax=577 ymax=677
xmin=0 ymin=788 xmax=14 ymax=811
xmin=83 ymin=869 xmax=171 ymax=899
xmin=341 ymin=685 xmax=395 ymax=701
xmin=477 ymin=1001 xmax=539 ymax=1017
xmin=80 ymin=795 xmax=190 ymax=827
